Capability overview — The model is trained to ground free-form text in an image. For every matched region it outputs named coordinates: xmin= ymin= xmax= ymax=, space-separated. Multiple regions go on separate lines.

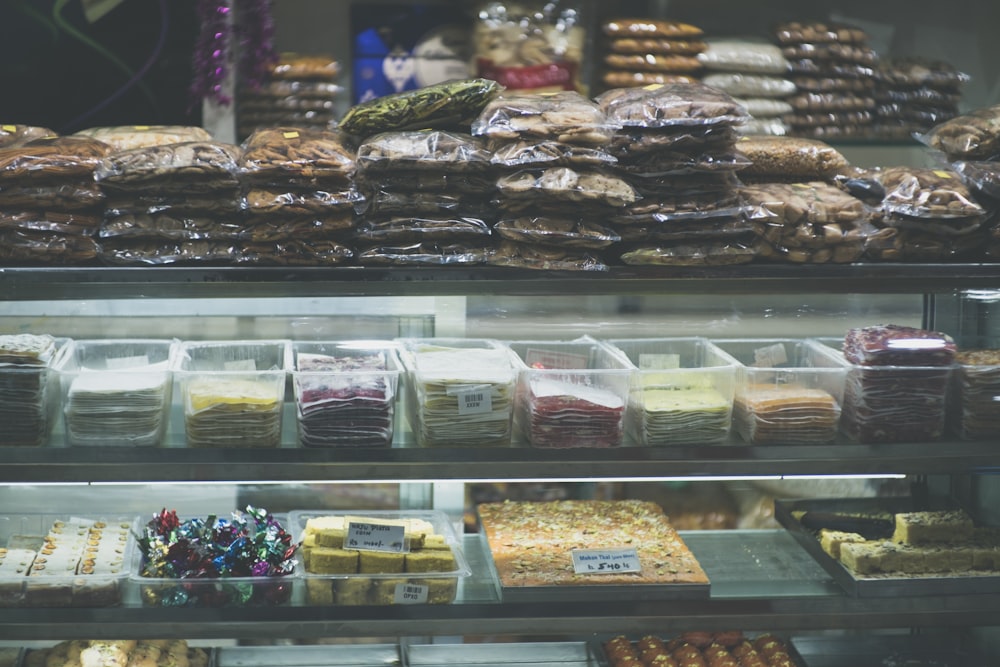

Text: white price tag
xmin=345 ymin=520 xmax=408 ymax=553
xmin=393 ymin=582 xmax=429 ymax=604
xmin=224 ymin=359 xmax=257 ymax=371
xmin=753 ymin=343 xmax=787 ymax=368
xmin=446 ymin=384 xmax=492 ymax=415
xmin=571 ymin=548 xmax=641 ymax=574
xmin=105 ymin=354 xmax=149 ymax=370
xmin=638 ymin=353 xmax=681 ymax=370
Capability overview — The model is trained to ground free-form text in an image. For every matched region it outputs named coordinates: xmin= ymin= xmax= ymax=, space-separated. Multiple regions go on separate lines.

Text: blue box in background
xmin=352 ymin=5 xmax=472 ymax=104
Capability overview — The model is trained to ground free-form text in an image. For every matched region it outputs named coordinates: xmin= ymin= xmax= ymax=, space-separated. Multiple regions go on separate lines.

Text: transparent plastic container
xmin=0 ymin=513 xmax=135 ymax=608
xmin=711 ymin=338 xmax=846 ymax=445
xmin=55 ymin=339 xmax=177 ymax=447
xmin=507 ymin=337 xmax=633 ymax=448
xmin=289 ymin=509 xmax=471 ymax=606
xmin=131 ymin=511 xmax=296 ymax=607
xmin=397 ymin=338 xmax=516 ymax=447
xmin=607 ymin=337 xmax=738 ymax=446
xmin=0 ymin=335 xmax=65 ymax=447
xmin=812 ymin=337 xmax=953 ymax=444
xmin=173 ymin=340 xmax=289 ymax=448
xmin=952 ymin=350 xmax=1000 ymax=440
xmin=289 ymin=341 xmax=401 ymax=448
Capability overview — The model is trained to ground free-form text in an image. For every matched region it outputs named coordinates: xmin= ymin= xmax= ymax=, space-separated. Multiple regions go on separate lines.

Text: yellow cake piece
xmin=819 ymin=529 xmax=866 ymax=560
xmin=892 ymin=510 xmax=975 ymax=545
xmin=418 ymin=577 xmax=458 ymax=604
xmin=359 ymin=550 xmax=404 ymax=574
xmin=404 ymin=548 xmax=456 ymax=573
xmin=369 ymin=577 xmax=409 ymax=604
xmin=334 ymin=578 xmax=371 ymax=605
xmin=421 ymin=534 xmax=450 ymax=550
xmin=305 ymin=578 xmax=334 ymax=605
xmin=839 ymin=541 xmax=888 ymax=574
xmin=307 ymin=547 xmax=359 ymax=575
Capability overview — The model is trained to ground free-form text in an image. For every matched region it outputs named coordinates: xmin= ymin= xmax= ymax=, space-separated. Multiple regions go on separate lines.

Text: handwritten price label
xmin=571 ymin=548 xmax=641 ymax=575
xmin=345 ymin=520 xmax=408 ymax=553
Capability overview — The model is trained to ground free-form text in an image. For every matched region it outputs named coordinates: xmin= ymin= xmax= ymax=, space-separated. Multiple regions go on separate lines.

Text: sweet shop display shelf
xmin=2 ymin=532 xmax=1000 ymax=641
xmin=3 ymin=440 xmax=998 ymax=484
xmin=4 ymin=264 xmax=1000 ymax=300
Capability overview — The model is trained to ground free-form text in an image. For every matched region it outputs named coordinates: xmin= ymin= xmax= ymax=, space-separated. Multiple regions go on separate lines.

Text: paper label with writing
xmin=105 ymin=354 xmax=149 ymax=370
xmin=224 ymin=359 xmax=257 ymax=371
xmin=638 ymin=353 xmax=681 ymax=370
xmin=393 ymin=582 xmax=429 ymax=604
xmin=345 ymin=520 xmax=408 ymax=553
xmin=571 ymin=548 xmax=641 ymax=574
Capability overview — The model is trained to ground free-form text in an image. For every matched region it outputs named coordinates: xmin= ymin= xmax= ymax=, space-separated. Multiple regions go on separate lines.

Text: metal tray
xmin=791 ymin=634 xmax=991 ymax=667
xmin=592 ymin=633 xmax=808 ymax=667
xmin=216 ymin=645 xmax=401 ymax=667
xmin=478 ymin=532 xmax=710 ymax=603
xmin=775 ymin=497 xmax=1000 ymax=598
xmin=405 ymin=642 xmax=598 ymax=667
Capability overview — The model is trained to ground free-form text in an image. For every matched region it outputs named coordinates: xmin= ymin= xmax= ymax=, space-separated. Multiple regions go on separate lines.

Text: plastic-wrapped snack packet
xmin=609 ymin=125 xmax=738 ymax=158
xmin=952 ymin=160 xmax=1000 ymax=200
xmin=361 ymin=190 xmax=493 ymax=220
xmin=615 ymin=149 xmax=751 ymax=176
xmin=106 ymin=192 xmax=241 ymax=217
xmin=95 ymin=141 xmax=242 ymax=192
xmin=489 ymin=140 xmax=618 ymax=169
xmin=737 ymin=136 xmax=849 ymax=179
xmin=773 ymin=21 xmax=869 ymax=45
xmin=243 ymin=188 xmax=363 ymax=217
xmin=242 ymin=216 xmax=356 ymax=242
xmin=918 ymin=104 xmax=1000 ymax=160
xmin=697 ymin=39 xmax=790 ymax=74
xmin=877 ymin=57 xmax=970 ymax=91
xmin=735 ymin=98 xmax=794 ymax=118
xmin=615 ymin=218 xmax=754 ymax=244
xmin=0 ymin=182 xmax=105 ymax=211
xmin=100 ymin=212 xmax=244 ymax=241
xmin=701 ymin=73 xmax=796 ymax=99
xmin=601 ymin=71 xmax=698 ymax=88
xmin=608 ymin=37 xmax=707 ymax=55
xmin=270 ymin=53 xmax=341 ymax=81
xmin=742 ymin=181 xmax=870 ymax=226
xmin=355 ymin=170 xmax=497 ymax=195
xmin=603 ymin=54 xmax=702 ymax=73
xmin=620 ymin=241 xmax=758 ymax=266
xmin=0 ymin=210 xmax=101 ymax=237
xmin=0 ymin=137 xmax=111 ymax=182
xmin=354 ymin=216 xmax=493 ymax=243
xmin=239 ymin=240 xmax=354 ymax=266
xmin=0 ymin=230 xmax=99 ymax=265
xmin=357 ymin=242 xmax=493 ymax=266
xmin=239 ymin=127 xmax=356 ymax=188
xmin=496 ymin=167 xmax=639 ymax=207
xmin=493 ymin=217 xmax=620 ymax=249
xmin=597 ymin=82 xmax=750 ymax=128
xmin=488 ymin=241 xmax=608 ymax=271
xmin=0 ymin=124 xmax=56 ymax=148
xmin=340 ymin=78 xmax=503 ymax=137
xmin=879 ymin=166 xmax=987 ymax=219
xmin=74 ymin=125 xmax=213 ymax=151
xmin=473 ymin=91 xmax=619 ymax=145
xmin=357 ymin=131 xmax=491 ymax=173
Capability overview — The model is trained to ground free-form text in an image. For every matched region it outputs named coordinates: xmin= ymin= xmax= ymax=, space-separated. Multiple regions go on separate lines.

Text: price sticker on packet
xmin=571 ymin=547 xmax=641 ymax=574
xmin=393 ymin=582 xmax=429 ymax=604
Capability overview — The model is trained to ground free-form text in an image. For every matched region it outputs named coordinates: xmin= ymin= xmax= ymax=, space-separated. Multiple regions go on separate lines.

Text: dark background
xmin=0 ymin=0 xmax=199 ymax=134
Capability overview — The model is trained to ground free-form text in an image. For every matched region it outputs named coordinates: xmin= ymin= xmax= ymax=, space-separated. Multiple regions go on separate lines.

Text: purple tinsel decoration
xmin=190 ymin=0 xmax=277 ymax=108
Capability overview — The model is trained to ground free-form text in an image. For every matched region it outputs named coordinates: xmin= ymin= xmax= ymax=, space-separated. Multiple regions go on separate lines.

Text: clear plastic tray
xmin=173 ymin=340 xmax=289 ymax=448
xmin=131 ymin=511 xmax=296 ymax=607
xmin=0 ymin=513 xmax=135 ymax=608
xmin=710 ymin=338 xmax=846 ymax=445
xmin=606 ymin=337 xmax=738 ymax=446
xmin=397 ymin=338 xmax=517 ymax=447
xmin=288 ymin=341 xmax=401 ymax=448
xmin=0 ymin=336 xmax=67 ymax=447
xmin=289 ymin=509 xmax=471 ymax=605
xmin=812 ymin=337 xmax=953 ymax=444
xmin=507 ymin=337 xmax=633 ymax=449
xmin=55 ymin=339 xmax=177 ymax=447
xmin=951 ymin=352 xmax=1000 ymax=440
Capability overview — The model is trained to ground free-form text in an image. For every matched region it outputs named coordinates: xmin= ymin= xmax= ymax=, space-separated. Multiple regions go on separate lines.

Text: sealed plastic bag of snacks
xmin=609 ymin=125 xmax=738 ymax=158
xmin=737 ymin=136 xmax=849 ymax=179
xmin=736 ymin=98 xmax=794 ymax=118
xmin=0 ymin=182 xmax=105 ymax=211
xmin=473 ymin=91 xmax=618 ymax=145
xmin=242 ymin=216 xmax=356 ymax=242
xmin=879 ymin=167 xmax=987 ymax=219
xmin=490 ymin=139 xmax=618 ymax=169
xmin=488 ymin=240 xmax=608 ymax=271
xmin=354 ymin=216 xmax=493 ymax=243
xmin=603 ymin=54 xmax=702 ymax=74
xmin=621 ymin=241 xmax=758 ymax=266
xmin=496 ymin=167 xmax=639 ymax=207
xmin=701 ymin=73 xmax=796 ymax=99
xmin=615 ymin=149 xmax=752 ymax=176
xmin=243 ymin=187 xmax=363 ymax=217
xmin=0 ymin=230 xmax=99 ymax=265
xmin=239 ymin=127 xmax=356 ymax=187
xmin=0 ymin=124 xmax=56 ymax=148
xmin=74 ymin=125 xmax=212 ymax=151
xmin=603 ymin=18 xmax=702 ymax=39
xmin=362 ymin=190 xmax=492 ymax=219
xmin=597 ymin=82 xmax=749 ymax=128
xmin=616 ymin=218 xmax=754 ymax=244
xmin=357 ymin=131 xmax=491 ymax=172
xmin=239 ymin=240 xmax=354 ymax=266
xmin=493 ymin=216 xmax=620 ymax=249
xmin=697 ymin=40 xmax=790 ymax=75
xmin=0 ymin=210 xmax=101 ymax=237
xmin=0 ymin=136 xmax=111 ymax=181
xmin=742 ymin=182 xmax=869 ymax=227
xmin=602 ymin=71 xmax=698 ymax=89
xmin=475 ymin=1 xmax=587 ymax=93
xmin=339 ymin=79 xmax=503 ymax=138
xmin=356 ymin=170 xmax=497 ymax=195
xmin=877 ymin=57 xmax=969 ymax=91
xmin=953 ymin=160 xmax=1000 ymax=200
xmin=100 ymin=213 xmax=244 ymax=240
xmin=919 ymin=105 xmax=1000 ymax=160
xmin=95 ymin=141 xmax=242 ymax=192
xmin=357 ymin=242 xmax=493 ymax=266
xmin=270 ymin=53 xmax=341 ymax=81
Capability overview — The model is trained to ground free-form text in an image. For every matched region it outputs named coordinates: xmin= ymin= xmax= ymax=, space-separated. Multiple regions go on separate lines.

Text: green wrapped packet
xmin=340 ymin=79 xmax=504 ymax=139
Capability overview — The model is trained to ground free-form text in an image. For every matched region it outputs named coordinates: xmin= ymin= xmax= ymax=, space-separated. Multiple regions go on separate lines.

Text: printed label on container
xmin=105 ymin=354 xmax=150 ymax=370
xmin=446 ymin=383 xmax=492 ymax=415
xmin=639 ymin=353 xmax=681 ymax=370
xmin=393 ymin=582 xmax=429 ymax=604
xmin=571 ymin=548 xmax=641 ymax=574
xmin=475 ymin=58 xmax=577 ymax=91
xmin=753 ymin=343 xmax=788 ymax=368
xmin=224 ymin=359 xmax=257 ymax=371
xmin=345 ymin=519 xmax=408 ymax=553
xmin=524 ymin=348 xmax=589 ymax=370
